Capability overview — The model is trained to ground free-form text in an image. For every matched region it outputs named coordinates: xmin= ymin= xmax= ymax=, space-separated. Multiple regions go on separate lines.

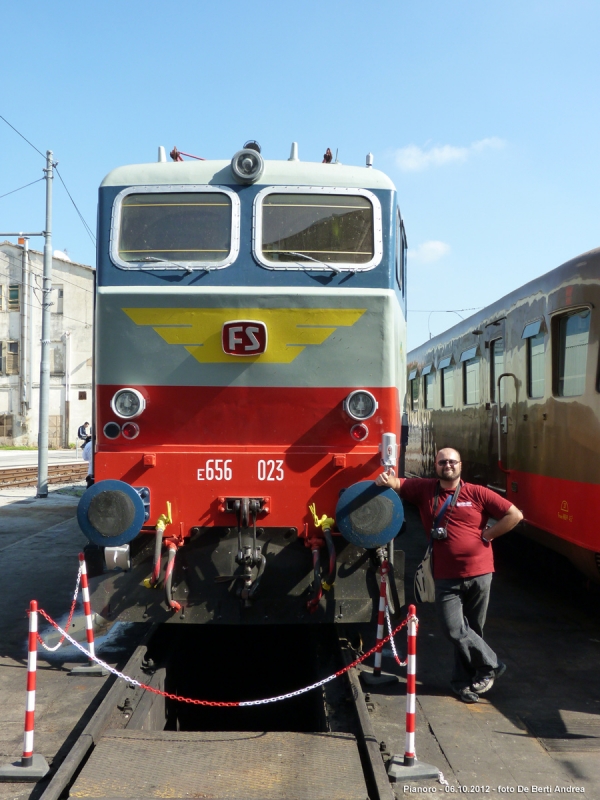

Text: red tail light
xmin=350 ymin=423 xmax=369 ymax=442
xmin=121 ymin=422 xmax=140 ymax=440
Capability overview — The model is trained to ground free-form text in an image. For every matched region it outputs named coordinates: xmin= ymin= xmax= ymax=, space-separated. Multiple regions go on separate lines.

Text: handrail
xmin=496 ymin=372 xmax=518 ymax=474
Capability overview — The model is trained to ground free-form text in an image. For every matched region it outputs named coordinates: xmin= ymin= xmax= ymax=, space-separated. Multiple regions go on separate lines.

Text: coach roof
xmin=100 ymin=159 xmax=396 ymax=192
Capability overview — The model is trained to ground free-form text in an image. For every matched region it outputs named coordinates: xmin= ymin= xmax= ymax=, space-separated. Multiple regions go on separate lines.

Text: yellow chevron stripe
xmin=123 ymin=307 xmax=366 ymax=363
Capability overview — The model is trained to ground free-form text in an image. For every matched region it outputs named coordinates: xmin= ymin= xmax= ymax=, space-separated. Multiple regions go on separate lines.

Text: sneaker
xmin=453 ymin=686 xmax=479 ymax=704
xmin=471 ymin=662 xmax=506 ymax=695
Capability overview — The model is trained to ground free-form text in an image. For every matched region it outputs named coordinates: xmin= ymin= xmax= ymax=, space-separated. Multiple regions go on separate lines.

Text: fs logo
xmin=222 ymin=320 xmax=268 ymax=356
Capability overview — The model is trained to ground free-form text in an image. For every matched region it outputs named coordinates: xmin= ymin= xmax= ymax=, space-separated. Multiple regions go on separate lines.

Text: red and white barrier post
xmin=361 ymin=559 xmax=398 ymax=686
xmin=69 ymin=554 xmax=107 ymax=676
xmin=0 ymin=601 xmax=49 ymax=781
xmin=387 ymin=604 xmax=439 ymax=781
xmin=404 ymin=603 xmax=417 ymax=765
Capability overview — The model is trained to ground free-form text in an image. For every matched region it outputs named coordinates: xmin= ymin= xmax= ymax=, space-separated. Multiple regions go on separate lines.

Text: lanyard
xmin=432 ymin=481 xmax=462 ymax=528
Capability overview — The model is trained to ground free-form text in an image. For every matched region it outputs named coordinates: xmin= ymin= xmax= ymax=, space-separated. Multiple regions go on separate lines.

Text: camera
xmin=431 ymin=527 xmax=448 ymax=540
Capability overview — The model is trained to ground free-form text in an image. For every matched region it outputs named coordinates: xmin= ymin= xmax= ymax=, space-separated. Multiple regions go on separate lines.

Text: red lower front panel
xmin=506 ymin=469 xmax=600 ymax=552
xmin=95 ymin=447 xmax=382 ymax=535
xmin=95 ymin=384 xmax=399 ymax=536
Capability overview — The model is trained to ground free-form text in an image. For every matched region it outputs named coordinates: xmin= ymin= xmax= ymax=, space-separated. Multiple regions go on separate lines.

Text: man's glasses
xmin=437 ymin=459 xmax=459 ymax=466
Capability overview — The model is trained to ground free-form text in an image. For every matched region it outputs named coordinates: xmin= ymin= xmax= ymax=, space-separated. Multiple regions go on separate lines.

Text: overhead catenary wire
xmin=0 ymin=114 xmax=45 ymax=160
xmin=54 ymin=167 xmax=96 ymax=245
xmin=0 ymin=113 xmax=96 ymax=247
xmin=0 ymin=177 xmax=45 ymax=201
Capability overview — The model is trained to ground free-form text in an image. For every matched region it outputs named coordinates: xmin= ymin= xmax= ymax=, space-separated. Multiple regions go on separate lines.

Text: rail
xmin=0 ymin=462 xmax=87 ymax=487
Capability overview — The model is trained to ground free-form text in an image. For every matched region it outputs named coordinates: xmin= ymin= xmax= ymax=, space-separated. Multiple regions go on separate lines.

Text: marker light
xmin=121 ymin=422 xmax=140 ymax=440
xmin=103 ymin=421 xmax=121 ymax=439
xmin=231 ymin=148 xmax=265 ymax=184
xmin=350 ymin=423 xmax=369 ymax=442
xmin=111 ymin=388 xmax=145 ymax=419
xmin=344 ymin=390 xmax=378 ymax=421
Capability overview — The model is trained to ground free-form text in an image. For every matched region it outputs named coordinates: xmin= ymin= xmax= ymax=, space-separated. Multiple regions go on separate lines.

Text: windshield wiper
xmin=142 ymin=256 xmax=197 ymax=274
xmin=286 ymin=252 xmax=341 ymax=274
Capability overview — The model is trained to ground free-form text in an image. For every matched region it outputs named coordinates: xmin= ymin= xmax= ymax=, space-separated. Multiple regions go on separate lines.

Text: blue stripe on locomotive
xmin=96 ymin=184 xmax=405 ymax=311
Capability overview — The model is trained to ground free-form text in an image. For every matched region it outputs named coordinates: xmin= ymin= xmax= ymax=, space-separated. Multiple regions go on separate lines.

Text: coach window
xmin=439 ymin=356 xmax=454 ymax=407
xmin=556 ymin=309 xmax=590 ymax=397
xmin=422 ymin=364 xmax=435 ymax=409
xmin=254 ymin=187 xmax=382 ymax=272
xmin=490 ymin=338 xmax=504 ymax=403
xmin=408 ymin=368 xmax=419 ymax=410
xmin=461 ymin=346 xmax=480 ymax=405
xmin=522 ymin=321 xmax=545 ymax=398
xmin=112 ymin=186 xmax=240 ymax=270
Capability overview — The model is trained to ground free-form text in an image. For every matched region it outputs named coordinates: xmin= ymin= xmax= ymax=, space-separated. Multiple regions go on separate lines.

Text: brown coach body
xmin=405 ymin=247 xmax=600 ymax=581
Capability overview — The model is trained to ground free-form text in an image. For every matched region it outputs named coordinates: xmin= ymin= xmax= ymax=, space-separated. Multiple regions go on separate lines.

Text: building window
xmin=463 ymin=357 xmax=480 ymax=405
xmin=557 ymin=309 xmax=590 ymax=397
xmin=50 ymin=343 xmax=65 ymax=375
xmin=490 ymin=338 xmax=504 ymax=403
xmin=528 ymin=333 xmax=545 ymax=398
xmin=51 ymin=285 xmax=64 ymax=315
xmin=6 ymin=341 xmax=19 ymax=374
xmin=0 ymin=414 xmax=13 ymax=438
xmin=78 ymin=391 xmax=87 ymax=400
xmin=8 ymin=285 xmax=19 ymax=311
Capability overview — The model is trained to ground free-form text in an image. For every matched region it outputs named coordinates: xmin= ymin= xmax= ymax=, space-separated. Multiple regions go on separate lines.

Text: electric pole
xmin=37 ymin=150 xmax=54 ymax=497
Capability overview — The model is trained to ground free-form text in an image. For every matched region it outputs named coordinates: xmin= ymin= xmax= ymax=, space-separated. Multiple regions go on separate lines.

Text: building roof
xmin=0 ymin=241 xmax=94 ymax=272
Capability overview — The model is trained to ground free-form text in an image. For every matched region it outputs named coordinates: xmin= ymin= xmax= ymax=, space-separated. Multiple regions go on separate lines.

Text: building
xmin=0 ymin=240 xmax=94 ymax=447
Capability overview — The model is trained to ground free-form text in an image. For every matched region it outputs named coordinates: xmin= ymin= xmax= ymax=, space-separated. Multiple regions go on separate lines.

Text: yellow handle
xmin=308 ymin=503 xmax=335 ymax=531
xmin=155 ymin=501 xmax=172 ymax=532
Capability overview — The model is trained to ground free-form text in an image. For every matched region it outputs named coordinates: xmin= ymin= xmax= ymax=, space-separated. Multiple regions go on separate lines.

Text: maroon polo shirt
xmin=399 ymin=478 xmax=513 ymax=579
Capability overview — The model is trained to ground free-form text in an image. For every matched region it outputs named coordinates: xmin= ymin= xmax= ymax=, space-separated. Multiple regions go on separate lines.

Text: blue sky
xmin=1 ymin=0 xmax=598 ymax=349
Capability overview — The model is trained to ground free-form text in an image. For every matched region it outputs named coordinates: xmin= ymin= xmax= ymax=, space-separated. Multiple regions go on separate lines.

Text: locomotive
xmin=405 ymin=247 xmax=600 ymax=581
xmin=78 ymin=142 xmax=408 ymax=623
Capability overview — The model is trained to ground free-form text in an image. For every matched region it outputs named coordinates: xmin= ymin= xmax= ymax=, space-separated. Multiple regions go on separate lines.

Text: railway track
xmin=38 ymin=624 xmax=397 ymax=800
xmin=0 ymin=462 xmax=87 ymax=488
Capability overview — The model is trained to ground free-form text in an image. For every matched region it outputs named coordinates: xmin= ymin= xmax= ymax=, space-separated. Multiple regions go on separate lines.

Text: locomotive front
xmin=79 ymin=143 xmax=408 ymax=623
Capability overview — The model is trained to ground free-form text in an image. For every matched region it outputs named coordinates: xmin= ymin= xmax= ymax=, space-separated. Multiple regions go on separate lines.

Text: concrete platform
xmin=0 ymin=484 xmax=138 ymax=800
xmin=0 ymin=489 xmax=599 ymax=799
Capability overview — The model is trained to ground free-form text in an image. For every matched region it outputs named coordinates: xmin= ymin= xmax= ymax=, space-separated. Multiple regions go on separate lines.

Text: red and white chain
xmin=38 ymin=607 xmax=408 ymax=708
xmin=36 ymin=565 xmax=83 ymax=652
xmin=386 ymin=606 xmax=407 ymax=667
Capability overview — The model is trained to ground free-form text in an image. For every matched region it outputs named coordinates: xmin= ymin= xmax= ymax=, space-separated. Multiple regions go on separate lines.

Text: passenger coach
xmin=405 ymin=247 xmax=600 ymax=581
xmin=78 ymin=143 xmax=408 ymax=622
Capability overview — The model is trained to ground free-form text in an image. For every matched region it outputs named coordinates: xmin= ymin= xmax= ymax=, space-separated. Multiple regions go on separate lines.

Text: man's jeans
xmin=434 ymin=574 xmax=500 ymax=691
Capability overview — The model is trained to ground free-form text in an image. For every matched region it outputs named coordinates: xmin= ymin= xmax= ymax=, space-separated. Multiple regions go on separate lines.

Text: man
xmin=77 ymin=422 xmax=90 ymax=442
xmin=82 ymin=435 xmax=94 ymax=488
xmin=376 ymin=448 xmax=523 ymax=703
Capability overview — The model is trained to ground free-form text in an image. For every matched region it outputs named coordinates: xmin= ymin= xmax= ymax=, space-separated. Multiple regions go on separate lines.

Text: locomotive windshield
xmin=116 ymin=191 xmax=234 ymax=268
xmin=258 ymin=192 xmax=377 ymax=270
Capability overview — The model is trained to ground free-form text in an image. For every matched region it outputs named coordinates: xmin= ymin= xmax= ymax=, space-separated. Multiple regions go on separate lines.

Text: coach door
xmin=486 ymin=319 xmax=512 ymax=494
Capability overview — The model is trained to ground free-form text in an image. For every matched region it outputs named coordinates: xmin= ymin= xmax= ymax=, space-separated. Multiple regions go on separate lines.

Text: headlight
xmin=103 ymin=421 xmax=121 ymax=439
xmin=231 ymin=148 xmax=265 ymax=184
xmin=111 ymin=388 xmax=145 ymax=419
xmin=343 ymin=390 xmax=378 ymax=421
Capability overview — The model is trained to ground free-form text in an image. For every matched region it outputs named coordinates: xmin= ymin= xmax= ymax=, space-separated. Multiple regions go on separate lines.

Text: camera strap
xmin=432 ymin=481 xmax=462 ymax=528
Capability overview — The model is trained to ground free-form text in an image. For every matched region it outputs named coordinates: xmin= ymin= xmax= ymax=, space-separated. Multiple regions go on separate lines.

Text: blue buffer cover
xmin=335 ymin=480 xmax=404 ymax=548
xmin=78 ymin=480 xmax=146 ymax=547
